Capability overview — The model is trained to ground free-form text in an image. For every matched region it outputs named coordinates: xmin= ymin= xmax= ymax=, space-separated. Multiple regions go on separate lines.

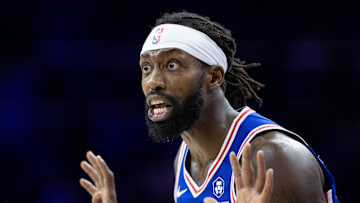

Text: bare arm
xmin=250 ymin=131 xmax=326 ymax=203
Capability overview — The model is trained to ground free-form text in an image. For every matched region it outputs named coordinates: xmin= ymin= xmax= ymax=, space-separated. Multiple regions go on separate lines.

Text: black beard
xmin=144 ymin=84 xmax=204 ymax=143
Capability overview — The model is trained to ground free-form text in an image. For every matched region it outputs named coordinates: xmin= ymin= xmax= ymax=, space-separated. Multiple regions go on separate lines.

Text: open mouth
xmin=147 ymin=98 xmax=174 ymax=122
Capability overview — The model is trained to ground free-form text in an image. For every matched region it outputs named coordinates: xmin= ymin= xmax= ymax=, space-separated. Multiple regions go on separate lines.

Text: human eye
xmin=141 ymin=63 xmax=152 ymax=73
xmin=167 ymin=60 xmax=180 ymax=71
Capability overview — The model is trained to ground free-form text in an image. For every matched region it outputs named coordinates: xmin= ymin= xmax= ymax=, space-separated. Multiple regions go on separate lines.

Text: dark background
xmin=1 ymin=1 xmax=359 ymax=202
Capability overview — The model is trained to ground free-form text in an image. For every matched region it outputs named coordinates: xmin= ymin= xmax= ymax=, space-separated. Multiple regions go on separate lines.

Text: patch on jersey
xmin=213 ymin=176 xmax=225 ymax=198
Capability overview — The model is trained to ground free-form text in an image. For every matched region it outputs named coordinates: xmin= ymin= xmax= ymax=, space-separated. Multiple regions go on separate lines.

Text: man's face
xmin=139 ymin=48 xmax=206 ymax=142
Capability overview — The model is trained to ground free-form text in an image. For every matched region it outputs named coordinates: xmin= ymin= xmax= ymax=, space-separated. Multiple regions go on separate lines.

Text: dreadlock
xmin=154 ymin=11 xmax=265 ymax=109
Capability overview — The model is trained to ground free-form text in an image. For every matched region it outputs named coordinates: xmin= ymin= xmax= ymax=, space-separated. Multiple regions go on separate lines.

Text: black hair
xmin=154 ymin=11 xmax=264 ymax=108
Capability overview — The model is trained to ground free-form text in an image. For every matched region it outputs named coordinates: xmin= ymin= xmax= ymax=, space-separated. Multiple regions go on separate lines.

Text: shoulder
xmin=250 ymin=130 xmax=326 ymax=203
xmin=250 ymin=130 xmax=318 ymax=167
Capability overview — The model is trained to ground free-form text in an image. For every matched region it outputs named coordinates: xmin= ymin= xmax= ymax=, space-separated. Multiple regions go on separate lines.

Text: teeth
xmin=154 ymin=107 xmax=167 ymax=115
xmin=151 ymin=100 xmax=164 ymax=105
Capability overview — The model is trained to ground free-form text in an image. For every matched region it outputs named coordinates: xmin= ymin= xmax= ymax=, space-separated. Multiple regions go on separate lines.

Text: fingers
xmin=80 ymin=178 xmax=97 ymax=196
xmin=80 ymin=160 xmax=101 ymax=188
xmin=203 ymin=197 xmax=218 ymax=203
xmin=260 ymin=168 xmax=274 ymax=202
xmin=96 ymin=155 xmax=116 ymax=192
xmin=254 ymin=150 xmax=266 ymax=192
xmin=87 ymin=151 xmax=104 ymax=188
xmin=241 ymin=143 xmax=254 ymax=187
xmin=230 ymin=144 xmax=274 ymax=202
xmin=81 ymin=151 xmax=117 ymax=202
xmin=230 ymin=151 xmax=243 ymax=190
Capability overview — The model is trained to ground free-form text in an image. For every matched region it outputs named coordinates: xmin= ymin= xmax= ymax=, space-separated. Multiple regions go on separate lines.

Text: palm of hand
xmin=91 ymin=190 xmax=115 ymax=203
xmin=80 ymin=151 xmax=117 ymax=203
xmin=236 ymin=187 xmax=266 ymax=203
xmin=204 ymin=144 xmax=273 ymax=203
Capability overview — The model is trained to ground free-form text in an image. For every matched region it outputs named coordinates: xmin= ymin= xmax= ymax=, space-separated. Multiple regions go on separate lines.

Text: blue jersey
xmin=174 ymin=106 xmax=339 ymax=203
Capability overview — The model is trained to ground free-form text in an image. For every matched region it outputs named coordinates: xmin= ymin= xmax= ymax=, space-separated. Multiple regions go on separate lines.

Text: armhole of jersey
xmin=230 ymin=124 xmax=286 ymax=203
xmin=230 ymin=126 xmax=338 ymax=203
xmin=324 ymin=189 xmax=333 ymax=203
xmin=275 ymin=128 xmax=336 ymax=193
xmin=173 ymin=141 xmax=186 ymax=203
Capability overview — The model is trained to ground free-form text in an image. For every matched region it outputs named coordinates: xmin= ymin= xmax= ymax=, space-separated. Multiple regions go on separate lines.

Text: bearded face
xmin=140 ymin=48 xmax=208 ymax=143
xmin=145 ymin=81 xmax=204 ymax=143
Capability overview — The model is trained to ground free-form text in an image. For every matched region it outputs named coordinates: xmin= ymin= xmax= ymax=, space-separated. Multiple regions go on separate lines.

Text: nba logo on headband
xmin=142 ymin=24 xmax=228 ymax=72
xmin=152 ymin=27 xmax=164 ymax=44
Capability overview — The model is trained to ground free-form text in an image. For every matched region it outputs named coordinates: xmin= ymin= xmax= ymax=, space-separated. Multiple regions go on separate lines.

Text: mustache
xmin=146 ymin=90 xmax=179 ymax=106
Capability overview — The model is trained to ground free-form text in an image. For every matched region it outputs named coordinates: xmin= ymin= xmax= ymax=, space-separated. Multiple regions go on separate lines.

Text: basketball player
xmin=80 ymin=11 xmax=339 ymax=203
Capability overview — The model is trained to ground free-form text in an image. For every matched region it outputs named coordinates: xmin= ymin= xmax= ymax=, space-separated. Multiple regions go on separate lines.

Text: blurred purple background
xmin=1 ymin=1 xmax=359 ymax=202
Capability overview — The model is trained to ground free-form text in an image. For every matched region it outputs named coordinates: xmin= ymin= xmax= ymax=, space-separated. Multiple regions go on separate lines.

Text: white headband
xmin=140 ymin=24 xmax=228 ymax=72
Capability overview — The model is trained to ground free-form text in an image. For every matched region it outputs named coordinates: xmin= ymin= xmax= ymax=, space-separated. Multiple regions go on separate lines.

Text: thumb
xmin=203 ymin=197 xmax=218 ymax=203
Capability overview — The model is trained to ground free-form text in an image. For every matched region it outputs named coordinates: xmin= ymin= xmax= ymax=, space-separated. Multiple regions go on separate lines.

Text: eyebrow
xmin=140 ymin=48 xmax=181 ymax=59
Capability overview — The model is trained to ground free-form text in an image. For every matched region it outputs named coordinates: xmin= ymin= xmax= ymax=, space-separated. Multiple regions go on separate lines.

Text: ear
xmin=207 ymin=66 xmax=225 ymax=90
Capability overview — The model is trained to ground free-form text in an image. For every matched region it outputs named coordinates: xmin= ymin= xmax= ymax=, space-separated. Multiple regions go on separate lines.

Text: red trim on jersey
xmin=231 ymin=184 xmax=235 ymax=203
xmin=184 ymin=108 xmax=253 ymax=195
xmin=239 ymin=124 xmax=278 ymax=152
xmin=174 ymin=142 xmax=187 ymax=202
xmin=185 ymin=171 xmax=197 ymax=192
xmin=325 ymin=192 xmax=328 ymax=203
xmin=230 ymin=124 xmax=281 ymax=203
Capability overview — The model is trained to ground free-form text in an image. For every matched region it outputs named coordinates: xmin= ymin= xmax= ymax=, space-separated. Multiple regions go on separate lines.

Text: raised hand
xmin=80 ymin=151 xmax=117 ymax=203
xmin=204 ymin=144 xmax=273 ymax=203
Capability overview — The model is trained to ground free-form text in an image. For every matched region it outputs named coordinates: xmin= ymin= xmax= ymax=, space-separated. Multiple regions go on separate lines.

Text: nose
xmin=146 ymin=68 xmax=166 ymax=91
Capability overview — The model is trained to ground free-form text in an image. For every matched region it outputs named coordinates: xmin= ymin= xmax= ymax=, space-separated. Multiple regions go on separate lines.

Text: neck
xmin=180 ymin=90 xmax=239 ymax=167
